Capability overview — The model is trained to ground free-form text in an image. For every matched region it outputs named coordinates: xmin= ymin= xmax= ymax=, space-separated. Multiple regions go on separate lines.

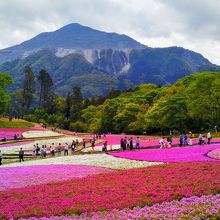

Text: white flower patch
xmin=82 ymin=145 xmax=121 ymax=153
xmin=0 ymin=136 xmax=82 ymax=154
xmin=22 ymin=130 xmax=63 ymax=138
xmin=1 ymin=153 xmax=163 ymax=170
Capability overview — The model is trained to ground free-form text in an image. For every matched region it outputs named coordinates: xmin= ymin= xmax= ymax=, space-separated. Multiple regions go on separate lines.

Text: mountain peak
xmin=0 ymin=23 xmax=146 ymax=63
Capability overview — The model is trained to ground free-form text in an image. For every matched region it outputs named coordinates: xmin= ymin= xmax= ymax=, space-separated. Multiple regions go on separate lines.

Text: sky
xmin=0 ymin=0 xmax=220 ymax=64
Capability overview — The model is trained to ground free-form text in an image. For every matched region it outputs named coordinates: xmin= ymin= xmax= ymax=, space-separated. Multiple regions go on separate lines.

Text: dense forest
xmin=1 ymin=68 xmax=220 ymax=134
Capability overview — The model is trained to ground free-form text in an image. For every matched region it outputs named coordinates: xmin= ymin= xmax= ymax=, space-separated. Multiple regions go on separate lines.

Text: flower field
xmin=0 ymin=162 xmax=219 ymax=219
xmin=109 ymin=144 xmax=220 ymax=162
xmin=2 ymin=154 xmax=161 ymax=169
xmin=1 ymin=130 xmax=220 ymax=219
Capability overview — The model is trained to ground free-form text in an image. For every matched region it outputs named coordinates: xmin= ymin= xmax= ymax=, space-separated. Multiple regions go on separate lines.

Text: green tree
xmin=37 ymin=69 xmax=54 ymax=111
xmin=69 ymin=86 xmax=83 ymax=121
xmin=23 ymin=66 xmax=35 ymax=113
xmin=0 ymin=73 xmax=13 ymax=115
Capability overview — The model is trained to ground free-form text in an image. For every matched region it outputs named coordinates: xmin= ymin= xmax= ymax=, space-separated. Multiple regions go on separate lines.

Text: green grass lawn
xmin=0 ymin=120 xmax=34 ymax=128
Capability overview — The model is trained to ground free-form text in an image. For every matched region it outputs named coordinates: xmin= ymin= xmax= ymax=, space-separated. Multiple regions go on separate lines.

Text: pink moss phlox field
xmin=109 ymin=144 xmax=220 ymax=162
xmin=208 ymin=148 xmax=220 ymax=160
xmin=0 ymin=162 xmax=220 ymax=219
xmin=0 ymin=165 xmax=111 ymax=191
xmin=24 ymin=194 xmax=220 ymax=220
xmin=0 ymin=127 xmax=43 ymax=139
xmin=96 ymin=134 xmax=220 ymax=149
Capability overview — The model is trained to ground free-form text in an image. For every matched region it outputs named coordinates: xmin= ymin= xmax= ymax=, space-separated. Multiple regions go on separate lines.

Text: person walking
xmin=19 ymin=148 xmax=24 ymax=162
xmin=0 ymin=150 xmax=3 ymax=165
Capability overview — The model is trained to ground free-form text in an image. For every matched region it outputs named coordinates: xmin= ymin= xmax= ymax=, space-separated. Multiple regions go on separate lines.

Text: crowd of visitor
xmin=120 ymin=137 xmax=141 ymax=150
xmin=31 ymin=139 xmax=81 ymax=159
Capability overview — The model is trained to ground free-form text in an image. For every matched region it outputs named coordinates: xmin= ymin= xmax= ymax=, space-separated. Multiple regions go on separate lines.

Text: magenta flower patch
xmin=0 ymin=127 xmax=43 ymax=140
xmin=109 ymin=144 xmax=220 ymax=162
xmin=0 ymin=164 xmax=111 ymax=191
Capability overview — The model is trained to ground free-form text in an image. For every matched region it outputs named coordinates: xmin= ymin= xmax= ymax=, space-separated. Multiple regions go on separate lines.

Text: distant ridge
xmin=0 ymin=23 xmax=219 ymax=97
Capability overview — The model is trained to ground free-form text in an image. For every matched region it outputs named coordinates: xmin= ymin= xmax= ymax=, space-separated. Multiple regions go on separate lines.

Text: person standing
xmin=91 ymin=139 xmax=95 ymax=151
xmin=179 ymin=134 xmax=183 ymax=147
xmin=19 ymin=148 xmax=24 ymax=162
xmin=129 ymin=137 xmax=133 ymax=150
xmin=199 ymin=134 xmax=203 ymax=145
xmin=159 ymin=137 xmax=164 ymax=148
xmin=189 ymin=132 xmax=193 ymax=146
xmin=102 ymin=141 xmax=107 ymax=152
xmin=0 ymin=150 xmax=3 ymax=165
xmin=40 ymin=146 xmax=44 ymax=158
xmin=43 ymin=145 xmax=47 ymax=158
xmin=64 ymin=143 xmax=69 ymax=156
xmin=36 ymin=144 xmax=40 ymax=156
xmin=82 ymin=139 xmax=86 ymax=148
xmin=207 ymin=132 xmax=212 ymax=144
xmin=136 ymin=137 xmax=140 ymax=149
xmin=120 ymin=138 xmax=124 ymax=150
xmin=58 ymin=143 xmax=62 ymax=156
xmin=183 ymin=134 xmax=188 ymax=146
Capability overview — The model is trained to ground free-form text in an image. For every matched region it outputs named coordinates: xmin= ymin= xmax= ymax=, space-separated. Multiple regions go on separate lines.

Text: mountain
xmin=0 ymin=23 xmax=219 ymax=97
xmin=0 ymin=23 xmax=146 ymax=64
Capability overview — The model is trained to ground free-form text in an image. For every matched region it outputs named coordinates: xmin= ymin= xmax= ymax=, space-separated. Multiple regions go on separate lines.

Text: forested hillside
xmin=80 ymin=72 xmax=220 ymax=133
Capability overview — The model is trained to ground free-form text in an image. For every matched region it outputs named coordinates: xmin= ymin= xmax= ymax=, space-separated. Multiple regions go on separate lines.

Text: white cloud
xmin=0 ymin=0 xmax=220 ymax=64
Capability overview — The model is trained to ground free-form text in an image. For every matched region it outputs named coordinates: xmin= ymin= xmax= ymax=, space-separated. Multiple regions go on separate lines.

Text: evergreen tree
xmin=37 ymin=69 xmax=54 ymax=110
xmin=23 ymin=66 xmax=35 ymax=112
xmin=65 ymin=92 xmax=71 ymax=118
xmin=69 ymin=86 xmax=83 ymax=121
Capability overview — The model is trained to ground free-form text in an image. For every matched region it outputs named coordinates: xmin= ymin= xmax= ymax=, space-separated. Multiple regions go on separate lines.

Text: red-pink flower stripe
xmin=0 ymin=165 xmax=111 ymax=191
xmin=0 ymin=162 xmax=219 ymax=219
xmin=109 ymin=144 xmax=220 ymax=162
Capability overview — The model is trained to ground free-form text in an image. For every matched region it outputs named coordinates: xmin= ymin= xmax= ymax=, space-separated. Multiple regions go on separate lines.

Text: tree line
xmin=7 ymin=66 xmax=123 ymax=131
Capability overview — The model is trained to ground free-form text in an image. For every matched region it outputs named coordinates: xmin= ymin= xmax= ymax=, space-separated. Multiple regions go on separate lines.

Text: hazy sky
xmin=0 ymin=0 xmax=220 ymax=64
